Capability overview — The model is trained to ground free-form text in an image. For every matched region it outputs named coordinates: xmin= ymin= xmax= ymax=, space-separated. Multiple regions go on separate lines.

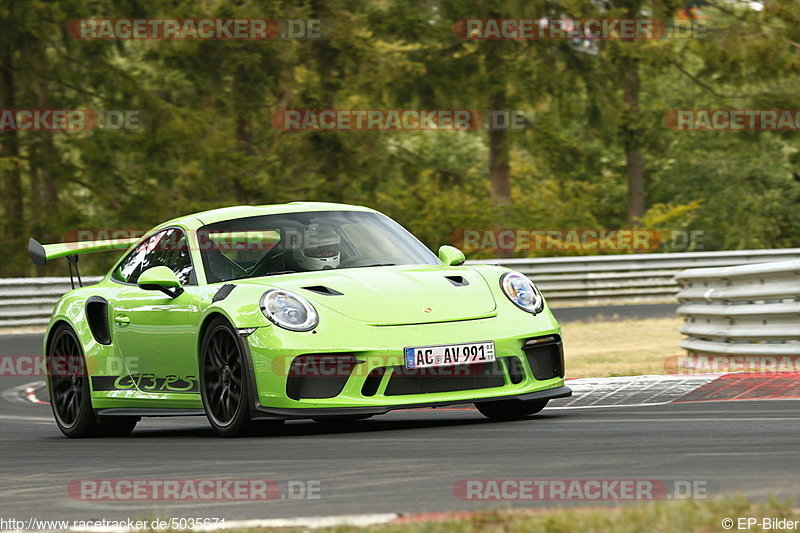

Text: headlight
xmin=259 ymin=290 xmax=319 ymax=331
xmin=500 ymin=272 xmax=544 ymax=314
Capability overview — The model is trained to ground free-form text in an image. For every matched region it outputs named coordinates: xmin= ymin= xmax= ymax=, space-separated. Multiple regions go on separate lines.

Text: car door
xmin=109 ymin=228 xmax=203 ymax=398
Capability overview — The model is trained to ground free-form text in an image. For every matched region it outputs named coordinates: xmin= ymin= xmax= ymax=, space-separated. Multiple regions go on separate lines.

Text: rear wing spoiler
xmin=28 ymin=237 xmax=139 ymax=266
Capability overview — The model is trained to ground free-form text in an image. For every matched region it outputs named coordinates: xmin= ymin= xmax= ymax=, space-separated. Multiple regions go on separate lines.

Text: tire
xmin=200 ymin=317 xmax=281 ymax=437
xmin=48 ymin=324 xmax=138 ymax=438
xmin=475 ymin=399 xmax=549 ymax=420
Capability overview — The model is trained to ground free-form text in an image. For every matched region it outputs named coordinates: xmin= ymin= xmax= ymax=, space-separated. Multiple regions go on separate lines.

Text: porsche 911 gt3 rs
xmin=29 ymin=202 xmax=571 ymax=437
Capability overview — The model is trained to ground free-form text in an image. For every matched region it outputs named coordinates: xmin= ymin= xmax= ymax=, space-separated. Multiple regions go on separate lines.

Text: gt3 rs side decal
xmin=92 ymin=374 xmax=199 ymax=393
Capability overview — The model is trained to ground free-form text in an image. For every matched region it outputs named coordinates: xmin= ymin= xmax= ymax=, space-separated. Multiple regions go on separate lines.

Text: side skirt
xmin=96 ymin=408 xmax=205 ymax=417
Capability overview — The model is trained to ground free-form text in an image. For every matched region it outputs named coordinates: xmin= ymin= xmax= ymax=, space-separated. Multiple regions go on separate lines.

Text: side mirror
xmin=438 ymin=245 xmax=466 ymax=266
xmin=137 ymin=266 xmax=184 ymax=298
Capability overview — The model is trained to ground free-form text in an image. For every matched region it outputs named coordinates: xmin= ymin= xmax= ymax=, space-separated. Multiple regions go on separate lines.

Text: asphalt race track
xmin=1 ymin=332 xmax=799 ymax=522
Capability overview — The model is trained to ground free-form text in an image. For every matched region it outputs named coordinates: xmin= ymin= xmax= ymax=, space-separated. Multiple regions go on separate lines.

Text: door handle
xmin=114 ymin=315 xmax=131 ymax=326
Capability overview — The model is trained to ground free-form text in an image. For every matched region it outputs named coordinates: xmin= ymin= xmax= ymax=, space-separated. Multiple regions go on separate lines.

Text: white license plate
xmin=404 ymin=341 xmax=495 ymax=369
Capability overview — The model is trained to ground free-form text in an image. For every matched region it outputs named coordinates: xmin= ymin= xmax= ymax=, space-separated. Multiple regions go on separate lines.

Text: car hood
xmin=236 ymin=265 xmax=497 ymax=325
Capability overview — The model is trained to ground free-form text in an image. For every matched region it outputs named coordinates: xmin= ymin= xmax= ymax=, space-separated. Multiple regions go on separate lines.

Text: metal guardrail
xmin=0 ymin=277 xmax=101 ymax=327
xmin=2 ymin=248 xmax=800 ymax=327
xmin=471 ymin=248 xmax=800 ymax=306
xmin=675 ymin=260 xmax=800 ymax=355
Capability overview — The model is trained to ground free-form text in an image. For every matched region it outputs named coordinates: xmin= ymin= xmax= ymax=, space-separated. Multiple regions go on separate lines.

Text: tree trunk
xmin=33 ymin=78 xmax=59 ymax=232
xmin=486 ymin=43 xmax=512 ymax=258
xmin=0 ymin=53 xmax=26 ymax=275
xmin=489 ymin=119 xmax=511 ymax=209
xmin=232 ymin=75 xmax=257 ymax=203
xmin=487 ymin=44 xmax=511 ymax=211
xmin=306 ymin=0 xmax=344 ymax=201
xmin=622 ymin=54 xmax=644 ymax=225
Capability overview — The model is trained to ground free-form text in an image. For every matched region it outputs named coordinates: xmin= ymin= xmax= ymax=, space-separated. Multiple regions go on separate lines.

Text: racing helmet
xmin=295 ymin=224 xmax=341 ymax=270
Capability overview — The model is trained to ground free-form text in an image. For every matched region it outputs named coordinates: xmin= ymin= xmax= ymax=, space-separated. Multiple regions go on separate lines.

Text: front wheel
xmin=200 ymin=318 xmax=282 ymax=437
xmin=475 ymin=399 xmax=548 ymax=420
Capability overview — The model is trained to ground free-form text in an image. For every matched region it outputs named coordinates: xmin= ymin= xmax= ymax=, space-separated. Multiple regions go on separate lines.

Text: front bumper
xmin=243 ymin=306 xmax=569 ymax=418
xmin=251 ymin=385 xmax=572 ymax=419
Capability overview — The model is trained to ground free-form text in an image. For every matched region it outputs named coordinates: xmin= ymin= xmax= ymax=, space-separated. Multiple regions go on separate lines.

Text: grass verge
xmin=560 ymin=317 xmax=684 ymax=378
xmin=229 ymin=497 xmax=797 ymax=533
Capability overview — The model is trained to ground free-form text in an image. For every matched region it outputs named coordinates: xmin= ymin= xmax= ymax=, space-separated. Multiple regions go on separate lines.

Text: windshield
xmin=198 ymin=210 xmax=440 ymax=283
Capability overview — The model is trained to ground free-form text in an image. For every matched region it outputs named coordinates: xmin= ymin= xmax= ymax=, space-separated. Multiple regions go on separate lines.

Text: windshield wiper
xmin=267 ymin=270 xmax=298 ymax=276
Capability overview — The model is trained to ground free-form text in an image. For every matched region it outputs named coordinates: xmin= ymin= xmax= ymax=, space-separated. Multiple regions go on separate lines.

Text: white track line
xmin=546 ymin=401 xmax=672 ymax=410
xmin=0 ymin=414 xmax=52 ymax=422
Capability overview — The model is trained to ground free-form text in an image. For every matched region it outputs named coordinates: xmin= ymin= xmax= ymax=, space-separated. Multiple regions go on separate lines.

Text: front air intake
xmin=522 ymin=336 xmax=564 ymax=380
xmin=361 ymin=367 xmax=386 ymax=397
xmin=286 ymin=354 xmax=358 ymax=400
xmin=504 ymin=357 xmax=525 ymax=384
xmin=384 ymin=361 xmax=505 ymax=396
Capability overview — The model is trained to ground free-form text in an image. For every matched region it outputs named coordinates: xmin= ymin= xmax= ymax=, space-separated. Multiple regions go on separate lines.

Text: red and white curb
xmin=550 ymin=374 xmax=723 ymax=408
xmin=674 ymin=372 xmax=800 ymax=402
xmin=551 ymin=372 xmax=800 ymax=407
xmin=1 ymin=380 xmax=48 ymax=405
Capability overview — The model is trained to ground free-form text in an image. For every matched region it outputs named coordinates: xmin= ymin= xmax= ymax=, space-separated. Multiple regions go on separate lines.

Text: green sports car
xmin=29 ymin=202 xmax=571 ymax=437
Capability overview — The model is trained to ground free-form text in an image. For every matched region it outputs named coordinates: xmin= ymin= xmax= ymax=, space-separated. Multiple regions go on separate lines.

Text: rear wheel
xmin=200 ymin=317 xmax=282 ymax=437
xmin=475 ymin=399 xmax=548 ymax=420
xmin=48 ymin=324 xmax=138 ymax=438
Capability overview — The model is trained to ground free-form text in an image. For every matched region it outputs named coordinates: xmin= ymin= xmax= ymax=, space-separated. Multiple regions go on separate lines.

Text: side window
xmin=112 ymin=232 xmax=162 ymax=284
xmin=158 ymin=229 xmax=196 ymax=285
xmin=111 ymin=228 xmax=196 ymax=285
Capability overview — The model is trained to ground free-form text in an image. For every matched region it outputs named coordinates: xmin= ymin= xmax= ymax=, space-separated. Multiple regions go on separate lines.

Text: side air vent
xmin=212 ymin=284 xmax=236 ymax=302
xmin=86 ymin=297 xmax=111 ymax=345
xmin=445 ymin=276 xmax=469 ymax=287
xmin=302 ymin=285 xmax=343 ymax=296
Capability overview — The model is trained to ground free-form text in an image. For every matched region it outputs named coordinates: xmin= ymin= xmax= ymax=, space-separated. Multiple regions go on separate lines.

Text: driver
xmin=294 ymin=223 xmax=341 ymax=270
